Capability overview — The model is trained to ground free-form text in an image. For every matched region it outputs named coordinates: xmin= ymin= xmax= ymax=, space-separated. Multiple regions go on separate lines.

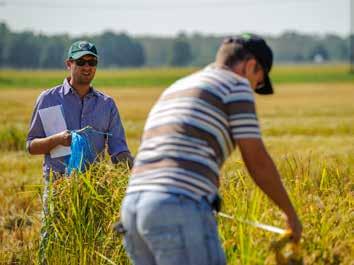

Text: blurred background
xmin=0 ymin=1 xmax=354 ymax=264
xmin=0 ymin=0 xmax=353 ymax=69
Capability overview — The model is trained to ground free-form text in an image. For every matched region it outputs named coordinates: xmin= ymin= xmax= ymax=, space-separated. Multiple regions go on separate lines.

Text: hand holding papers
xmin=38 ymin=105 xmax=71 ymax=158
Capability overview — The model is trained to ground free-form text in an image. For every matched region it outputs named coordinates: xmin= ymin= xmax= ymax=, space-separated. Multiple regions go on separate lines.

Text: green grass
xmin=1 ymin=64 xmax=354 ymax=89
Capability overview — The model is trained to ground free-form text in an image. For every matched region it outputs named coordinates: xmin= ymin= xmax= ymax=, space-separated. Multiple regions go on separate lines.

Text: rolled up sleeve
xmin=27 ymin=93 xmax=46 ymax=151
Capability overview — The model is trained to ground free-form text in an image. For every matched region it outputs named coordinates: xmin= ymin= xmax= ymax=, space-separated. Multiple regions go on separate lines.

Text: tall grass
xmin=2 ymin=153 xmax=351 ymax=264
xmin=219 ymin=153 xmax=353 ymax=265
xmin=0 ymin=126 xmax=27 ymax=151
xmin=41 ymin=163 xmax=130 ymax=265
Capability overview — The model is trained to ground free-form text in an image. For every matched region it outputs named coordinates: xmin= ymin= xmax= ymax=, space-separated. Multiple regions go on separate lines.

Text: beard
xmin=76 ymin=73 xmax=94 ymax=85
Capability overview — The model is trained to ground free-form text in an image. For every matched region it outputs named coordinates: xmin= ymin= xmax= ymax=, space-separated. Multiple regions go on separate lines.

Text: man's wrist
xmin=284 ymin=206 xmax=298 ymax=220
xmin=50 ymin=133 xmax=63 ymax=148
xmin=112 ymin=151 xmax=134 ymax=168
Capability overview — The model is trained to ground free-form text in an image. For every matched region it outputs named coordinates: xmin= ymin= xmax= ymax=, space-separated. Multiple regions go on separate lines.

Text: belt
xmin=206 ymin=193 xmax=222 ymax=212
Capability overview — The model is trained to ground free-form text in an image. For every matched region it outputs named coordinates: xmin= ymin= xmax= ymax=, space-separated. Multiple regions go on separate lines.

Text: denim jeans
xmin=39 ymin=175 xmax=61 ymax=265
xmin=120 ymin=191 xmax=226 ymax=265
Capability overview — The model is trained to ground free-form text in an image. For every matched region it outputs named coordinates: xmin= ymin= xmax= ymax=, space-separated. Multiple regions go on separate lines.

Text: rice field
xmin=1 ymin=64 xmax=354 ymax=90
xmin=0 ymin=65 xmax=353 ymax=264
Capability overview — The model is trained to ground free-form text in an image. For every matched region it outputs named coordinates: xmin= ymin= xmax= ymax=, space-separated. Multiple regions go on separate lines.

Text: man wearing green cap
xmin=27 ymin=40 xmax=133 ymax=263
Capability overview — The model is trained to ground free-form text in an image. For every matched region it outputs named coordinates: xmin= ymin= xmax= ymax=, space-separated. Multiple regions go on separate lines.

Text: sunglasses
xmin=73 ymin=58 xmax=98 ymax=67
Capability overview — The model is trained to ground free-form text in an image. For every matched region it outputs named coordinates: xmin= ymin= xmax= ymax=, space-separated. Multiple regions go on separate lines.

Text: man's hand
xmin=57 ymin=130 xmax=72 ymax=146
xmin=112 ymin=151 xmax=134 ymax=169
xmin=28 ymin=130 xmax=72 ymax=155
xmin=286 ymin=213 xmax=302 ymax=243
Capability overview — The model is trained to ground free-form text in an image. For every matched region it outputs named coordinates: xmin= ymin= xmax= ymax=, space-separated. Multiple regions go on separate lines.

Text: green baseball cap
xmin=67 ymin=40 xmax=98 ymax=60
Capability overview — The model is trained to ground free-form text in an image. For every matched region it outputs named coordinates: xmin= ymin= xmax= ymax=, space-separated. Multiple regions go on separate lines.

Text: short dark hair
xmin=215 ymin=39 xmax=254 ymax=68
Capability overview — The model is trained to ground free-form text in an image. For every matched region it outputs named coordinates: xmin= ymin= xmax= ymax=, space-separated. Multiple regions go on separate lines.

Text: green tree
xmin=138 ymin=37 xmax=173 ymax=66
xmin=170 ymin=34 xmax=192 ymax=66
xmin=0 ymin=23 xmax=10 ymax=66
xmin=40 ymin=36 xmax=69 ymax=69
xmin=7 ymin=32 xmax=41 ymax=68
xmin=97 ymin=31 xmax=145 ymax=67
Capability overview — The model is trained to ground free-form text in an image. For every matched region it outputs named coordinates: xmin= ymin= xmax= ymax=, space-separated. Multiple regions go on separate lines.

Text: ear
xmin=245 ymin=58 xmax=257 ymax=75
xmin=65 ymin=59 xmax=72 ymax=70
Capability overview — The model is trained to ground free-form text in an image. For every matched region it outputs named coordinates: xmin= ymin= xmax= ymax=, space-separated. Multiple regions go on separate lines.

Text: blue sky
xmin=0 ymin=0 xmax=351 ymax=36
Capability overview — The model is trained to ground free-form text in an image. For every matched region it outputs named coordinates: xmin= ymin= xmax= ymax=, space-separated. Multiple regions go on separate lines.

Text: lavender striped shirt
xmin=27 ymin=78 xmax=130 ymax=177
xmin=127 ymin=65 xmax=261 ymax=200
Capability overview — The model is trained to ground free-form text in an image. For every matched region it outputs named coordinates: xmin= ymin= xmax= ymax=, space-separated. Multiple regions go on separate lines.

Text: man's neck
xmin=69 ymin=79 xmax=90 ymax=99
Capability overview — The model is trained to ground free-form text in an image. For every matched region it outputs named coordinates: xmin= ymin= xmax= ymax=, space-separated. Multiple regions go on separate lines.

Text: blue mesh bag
xmin=66 ymin=126 xmax=110 ymax=175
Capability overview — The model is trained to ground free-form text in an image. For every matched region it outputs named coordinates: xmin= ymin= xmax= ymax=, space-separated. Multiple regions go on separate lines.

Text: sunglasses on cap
xmin=72 ymin=58 xmax=98 ymax=67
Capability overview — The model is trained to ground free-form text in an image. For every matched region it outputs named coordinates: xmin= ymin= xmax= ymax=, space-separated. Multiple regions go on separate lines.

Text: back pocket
xmin=144 ymin=225 xmax=188 ymax=265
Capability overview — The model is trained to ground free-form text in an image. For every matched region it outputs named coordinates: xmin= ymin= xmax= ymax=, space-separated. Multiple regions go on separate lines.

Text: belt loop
xmin=112 ymin=221 xmax=126 ymax=235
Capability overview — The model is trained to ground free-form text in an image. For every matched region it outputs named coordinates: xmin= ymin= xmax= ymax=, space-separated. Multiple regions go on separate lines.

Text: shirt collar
xmin=61 ymin=78 xmax=72 ymax=96
xmin=205 ymin=63 xmax=250 ymax=86
xmin=61 ymin=77 xmax=99 ymax=98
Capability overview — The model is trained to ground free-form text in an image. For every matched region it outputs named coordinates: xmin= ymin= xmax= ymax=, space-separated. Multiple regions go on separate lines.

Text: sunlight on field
xmin=0 ymin=72 xmax=353 ymax=264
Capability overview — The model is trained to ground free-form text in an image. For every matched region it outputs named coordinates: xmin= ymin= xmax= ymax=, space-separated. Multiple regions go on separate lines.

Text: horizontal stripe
xmin=229 ymin=113 xmax=258 ymax=120
xmin=140 ymin=133 xmax=207 ymax=147
xmin=165 ymin=77 xmax=226 ymax=98
xmin=149 ymin=100 xmax=228 ymax=126
xmin=142 ymin=124 xmax=225 ymax=164
xmin=139 ymin=144 xmax=215 ymax=159
xmin=151 ymin=97 xmax=228 ymax=121
xmin=130 ymin=174 xmax=215 ymax=194
xmin=131 ymin=168 xmax=218 ymax=193
xmin=146 ymin=108 xmax=229 ymax=140
xmin=232 ymin=127 xmax=260 ymax=133
xmin=131 ymin=168 xmax=217 ymax=192
xmin=144 ymin=118 xmax=232 ymax=159
xmin=161 ymin=87 xmax=226 ymax=114
xmin=233 ymin=134 xmax=262 ymax=139
xmin=196 ymin=75 xmax=232 ymax=94
xmin=226 ymin=102 xmax=257 ymax=115
xmin=230 ymin=119 xmax=259 ymax=127
xmin=136 ymin=150 xmax=219 ymax=176
xmin=132 ymin=159 xmax=220 ymax=187
xmin=139 ymin=137 xmax=214 ymax=157
xmin=224 ymin=92 xmax=255 ymax=103
xmin=126 ymin=184 xmax=208 ymax=202
xmin=204 ymin=66 xmax=250 ymax=89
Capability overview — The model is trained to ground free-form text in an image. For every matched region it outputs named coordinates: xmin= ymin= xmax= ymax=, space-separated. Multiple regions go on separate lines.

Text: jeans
xmin=39 ymin=175 xmax=61 ymax=265
xmin=120 ymin=191 xmax=226 ymax=265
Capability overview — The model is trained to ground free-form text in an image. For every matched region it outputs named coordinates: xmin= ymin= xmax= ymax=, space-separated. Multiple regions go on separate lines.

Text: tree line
xmin=0 ymin=23 xmax=351 ymax=69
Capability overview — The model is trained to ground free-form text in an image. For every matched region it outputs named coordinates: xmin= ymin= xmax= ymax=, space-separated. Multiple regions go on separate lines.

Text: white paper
xmin=38 ymin=105 xmax=71 ymax=158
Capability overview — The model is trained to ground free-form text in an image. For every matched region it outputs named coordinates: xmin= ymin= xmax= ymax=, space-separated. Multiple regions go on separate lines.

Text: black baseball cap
xmin=224 ymin=33 xmax=274 ymax=95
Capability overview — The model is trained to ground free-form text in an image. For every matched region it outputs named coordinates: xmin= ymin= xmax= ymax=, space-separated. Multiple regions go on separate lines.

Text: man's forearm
xmin=238 ymin=139 xmax=297 ymax=217
xmin=28 ymin=135 xmax=61 ymax=155
xmin=237 ymin=138 xmax=302 ymax=242
xmin=28 ymin=130 xmax=71 ymax=155
xmin=246 ymin=153 xmax=297 ymax=218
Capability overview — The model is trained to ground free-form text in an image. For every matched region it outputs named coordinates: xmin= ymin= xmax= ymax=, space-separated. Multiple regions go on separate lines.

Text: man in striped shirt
xmin=120 ymin=34 xmax=302 ymax=265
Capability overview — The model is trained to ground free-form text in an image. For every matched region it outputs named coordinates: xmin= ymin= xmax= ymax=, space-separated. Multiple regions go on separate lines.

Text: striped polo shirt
xmin=127 ymin=65 xmax=261 ymax=201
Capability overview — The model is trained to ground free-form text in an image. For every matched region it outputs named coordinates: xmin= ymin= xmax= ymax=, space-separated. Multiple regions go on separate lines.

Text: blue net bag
xmin=66 ymin=126 xmax=110 ymax=175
